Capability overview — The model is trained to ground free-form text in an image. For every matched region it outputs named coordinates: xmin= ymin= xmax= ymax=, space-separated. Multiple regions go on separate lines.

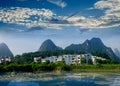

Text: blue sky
xmin=0 ymin=0 xmax=120 ymax=55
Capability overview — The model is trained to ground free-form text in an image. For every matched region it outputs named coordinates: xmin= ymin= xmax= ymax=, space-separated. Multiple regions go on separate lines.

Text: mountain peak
xmin=90 ymin=37 xmax=102 ymax=42
xmin=0 ymin=42 xmax=7 ymax=46
xmin=84 ymin=38 xmax=102 ymax=44
xmin=84 ymin=39 xmax=89 ymax=43
xmin=0 ymin=43 xmax=13 ymax=58
xmin=88 ymin=37 xmax=105 ymax=47
xmin=91 ymin=37 xmax=101 ymax=40
xmin=39 ymin=39 xmax=62 ymax=51
xmin=65 ymin=37 xmax=118 ymax=61
xmin=44 ymin=39 xmax=53 ymax=43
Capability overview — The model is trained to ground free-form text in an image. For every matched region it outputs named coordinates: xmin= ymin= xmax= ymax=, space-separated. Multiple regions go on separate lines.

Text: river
xmin=0 ymin=72 xmax=120 ymax=86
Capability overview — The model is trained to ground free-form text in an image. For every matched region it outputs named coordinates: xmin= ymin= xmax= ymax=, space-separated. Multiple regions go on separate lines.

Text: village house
xmin=34 ymin=57 xmax=41 ymax=63
xmin=33 ymin=53 xmax=107 ymax=65
xmin=0 ymin=57 xmax=11 ymax=63
xmin=41 ymin=58 xmax=47 ymax=63
xmin=48 ymin=56 xmax=57 ymax=63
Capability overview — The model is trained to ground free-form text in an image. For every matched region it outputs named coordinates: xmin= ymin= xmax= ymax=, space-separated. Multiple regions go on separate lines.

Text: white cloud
xmin=93 ymin=0 xmax=120 ymax=28
xmin=51 ymin=0 xmax=120 ymax=29
xmin=0 ymin=7 xmax=57 ymax=28
xmin=47 ymin=0 xmax=67 ymax=8
xmin=0 ymin=0 xmax=120 ymax=31
xmin=64 ymin=0 xmax=120 ymax=29
xmin=94 ymin=0 xmax=120 ymax=10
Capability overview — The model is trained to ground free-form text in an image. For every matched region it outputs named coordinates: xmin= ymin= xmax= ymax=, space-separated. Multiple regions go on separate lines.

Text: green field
xmin=0 ymin=62 xmax=120 ymax=72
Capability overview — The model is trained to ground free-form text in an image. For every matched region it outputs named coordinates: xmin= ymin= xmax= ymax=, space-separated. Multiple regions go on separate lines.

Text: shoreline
xmin=0 ymin=63 xmax=120 ymax=73
xmin=0 ymin=69 xmax=120 ymax=74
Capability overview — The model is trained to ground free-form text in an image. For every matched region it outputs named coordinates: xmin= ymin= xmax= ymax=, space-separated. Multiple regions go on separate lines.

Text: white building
xmin=41 ymin=58 xmax=47 ymax=63
xmin=48 ymin=56 xmax=57 ymax=63
xmin=0 ymin=57 xmax=11 ymax=63
xmin=38 ymin=53 xmax=107 ymax=65
xmin=5 ymin=57 xmax=11 ymax=62
xmin=57 ymin=56 xmax=63 ymax=62
xmin=85 ymin=53 xmax=92 ymax=64
xmin=72 ymin=55 xmax=82 ymax=64
xmin=92 ymin=56 xmax=96 ymax=64
xmin=62 ymin=55 xmax=73 ymax=64
xmin=0 ymin=58 xmax=4 ymax=63
xmin=34 ymin=57 xmax=41 ymax=63
xmin=59 ymin=55 xmax=83 ymax=65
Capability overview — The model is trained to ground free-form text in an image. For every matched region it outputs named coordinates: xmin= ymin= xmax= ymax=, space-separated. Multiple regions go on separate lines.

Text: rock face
xmin=65 ymin=38 xmax=118 ymax=61
xmin=0 ymin=43 xmax=13 ymax=58
xmin=39 ymin=39 xmax=62 ymax=51
xmin=114 ymin=48 xmax=120 ymax=58
xmin=38 ymin=38 xmax=119 ymax=61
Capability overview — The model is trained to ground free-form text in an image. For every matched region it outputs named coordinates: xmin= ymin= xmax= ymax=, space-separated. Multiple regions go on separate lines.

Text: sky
xmin=0 ymin=0 xmax=120 ymax=55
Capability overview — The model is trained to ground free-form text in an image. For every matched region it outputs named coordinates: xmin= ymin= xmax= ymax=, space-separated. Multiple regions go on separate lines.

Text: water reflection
xmin=0 ymin=72 xmax=119 ymax=86
xmin=8 ymin=81 xmax=39 ymax=86
xmin=64 ymin=73 xmax=108 ymax=86
xmin=110 ymin=76 xmax=120 ymax=86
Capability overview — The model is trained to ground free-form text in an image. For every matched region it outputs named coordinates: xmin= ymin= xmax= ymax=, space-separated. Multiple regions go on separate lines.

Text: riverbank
xmin=70 ymin=64 xmax=120 ymax=72
xmin=0 ymin=63 xmax=120 ymax=72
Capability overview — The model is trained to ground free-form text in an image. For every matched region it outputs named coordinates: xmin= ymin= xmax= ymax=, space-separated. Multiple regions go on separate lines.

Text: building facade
xmin=33 ymin=53 xmax=106 ymax=65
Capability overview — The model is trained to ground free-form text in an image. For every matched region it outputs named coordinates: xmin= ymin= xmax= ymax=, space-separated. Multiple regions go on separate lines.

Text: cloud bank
xmin=65 ymin=0 xmax=120 ymax=29
xmin=0 ymin=7 xmax=57 ymax=28
xmin=94 ymin=0 xmax=120 ymax=28
xmin=0 ymin=0 xmax=120 ymax=31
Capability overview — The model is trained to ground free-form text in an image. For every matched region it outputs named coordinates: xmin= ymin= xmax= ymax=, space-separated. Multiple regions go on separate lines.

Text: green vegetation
xmin=0 ymin=50 xmax=119 ymax=72
xmin=0 ymin=61 xmax=71 ymax=72
xmin=0 ymin=61 xmax=120 ymax=72
xmin=13 ymin=50 xmax=113 ymax=64
xmin=92 ymin=52 xmax=110 ymax=59
xmin=13 ymin=50 xmax=84 ymax=64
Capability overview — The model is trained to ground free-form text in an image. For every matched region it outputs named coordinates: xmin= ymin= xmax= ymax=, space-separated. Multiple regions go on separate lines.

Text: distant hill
xmin=0 ymin=43 xmax=13 ymax=58
xmin=114 ymin=48 xmax=120 ymax=58
xmin=65 ymin=38 xmax=118 ymax=61
xmin=39 ymin=39 xmax=62 ymax=52
xmin=38 ymin=38 xmax=119 ymax=61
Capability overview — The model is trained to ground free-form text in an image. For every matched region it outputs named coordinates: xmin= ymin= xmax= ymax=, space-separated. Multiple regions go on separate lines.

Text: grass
xmin=0 ymin=63 xmax=120 ymax=72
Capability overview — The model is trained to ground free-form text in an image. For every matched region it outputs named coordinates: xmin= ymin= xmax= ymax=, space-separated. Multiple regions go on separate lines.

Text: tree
xmin=81 ymin=58 xmax=86 ymax=64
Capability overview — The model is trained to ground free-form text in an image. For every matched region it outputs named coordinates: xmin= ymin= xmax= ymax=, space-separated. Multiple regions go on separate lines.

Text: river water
xmin=0 ymin=72 xmax=120 ymax=86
